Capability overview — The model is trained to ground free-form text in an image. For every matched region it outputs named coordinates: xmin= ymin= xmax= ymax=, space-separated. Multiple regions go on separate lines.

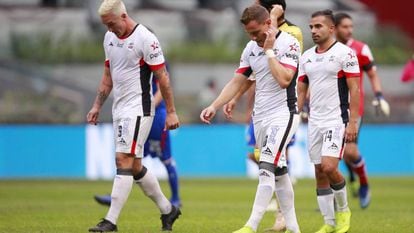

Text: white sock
xmin=245 ymin=169 xmax=275 ymax=231
xmin=105 ymin=173 xmax=134 ymax=224
xmin=331 ymin=180 xmax=349 ymax=212
xmin=135 ymin=167 xmax=172 ymax=214
xmin=317 ymin=188 xmax=335 ymax=226
xmin=274 ymin=173 xmax=300 ymax=233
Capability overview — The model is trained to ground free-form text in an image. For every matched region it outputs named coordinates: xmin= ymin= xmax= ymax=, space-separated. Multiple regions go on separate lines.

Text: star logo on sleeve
xmin=150 ymin=41 xmax=159 ymax=50
xmin=289 ymin=43 xmax=299 ymax=52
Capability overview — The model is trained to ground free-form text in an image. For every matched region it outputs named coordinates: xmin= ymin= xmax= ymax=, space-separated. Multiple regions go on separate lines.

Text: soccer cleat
xmin=161 ymin=205 xmax=181 ymax=231
xmin=335 ymin=210 xmax=351 ymax=233
xmin=264 ymin=211 xmax=286 ymax=232
xmin=94 ymin=194 xmax=111 ymax=206
xmin=88 ymin=219 xmax=117 ymax=232
xmin=314 ymin=224 xmax=335 ymax=233
xmin=232 ymin=226 xmax=256 ymax=233
xmin=359 ymin=184 xmax=371 ymax=209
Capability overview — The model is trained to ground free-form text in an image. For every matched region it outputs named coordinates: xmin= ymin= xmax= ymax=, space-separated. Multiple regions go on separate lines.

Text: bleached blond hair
xmin=98 ymin=0 xmax=127 ymax=16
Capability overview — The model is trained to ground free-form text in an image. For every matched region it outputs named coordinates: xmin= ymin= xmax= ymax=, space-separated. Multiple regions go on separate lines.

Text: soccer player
xmin=87 ymin=0 xmax=181 ymax=232
xmin=201 ymin=5 xmax=301 ymax=233
xmin=223 ymin=1 xmax=303 ymax=231
xmin=297 ymin=10 xmax=359 ymax=233
xmin=334 ymin=12 xmax=390 ymax=209
xmin=94 ymin=73 xmax=182 ymax=208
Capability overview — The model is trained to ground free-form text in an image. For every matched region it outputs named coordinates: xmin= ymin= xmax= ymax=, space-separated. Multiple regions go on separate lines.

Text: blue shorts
xmin=143 ymin=108 xmax=172 ymax=162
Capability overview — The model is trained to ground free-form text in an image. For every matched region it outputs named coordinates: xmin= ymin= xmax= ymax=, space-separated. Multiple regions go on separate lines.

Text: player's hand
xmin=87 ymin=107 xmax=100 ymax=125
xmin=270 ymin=4 xmax=284 ymax=24
xmin=372 ymin=93 xmax=390 ymax=117
xmin=223 ymin=99 xmax=237 ymax=119
xmin=165 ymin=112 xmax=180 ymax=130
xmin=345 ymin=121 xmax=358 ymax=143
xmin=200 ymin=106 xmax=217 ymax=124
xmin=263 ymin=25 xmax=277 ymax=52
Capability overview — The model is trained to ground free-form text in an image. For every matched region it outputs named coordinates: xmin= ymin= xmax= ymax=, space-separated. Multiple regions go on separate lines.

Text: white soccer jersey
xmin=236 ymin=31 xmax=301 ymax=121
xmin=298 ymin=41 xmax=360 ymax=125
xmin=103 ymin=24 xmax=165 ymax=119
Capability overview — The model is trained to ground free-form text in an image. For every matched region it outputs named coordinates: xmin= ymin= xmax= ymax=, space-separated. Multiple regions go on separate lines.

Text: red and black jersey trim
xmin=139 ymin=59 xmax=152 ymax=116
xmin=130 ymin=116 xmax=141 ymax=155
xmin=274 ymin=113 xmax=295 ymax=165
xmin=362 ymin=62 xmax=375 ymax=71
xmin=337 ymin=74 xmax=349 ymax=123
xmin=236 ymin=67 xmax=253 ymax=77
xmin=286 ymin=68 xmax=298 ymax=114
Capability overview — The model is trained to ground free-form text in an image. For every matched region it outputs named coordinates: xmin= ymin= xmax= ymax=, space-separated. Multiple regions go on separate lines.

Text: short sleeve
xmin=342 ymin=48 xmax=360 ymax=78
xmin=279 ymin=39 xmax=300 ymax=72
xmin=235 ymin=44 xmax=253 ymax=77
xmin=142 ymin=32 xmax=165 ymax=71
xmin=360 ymin=44 xmax=375 ymax=71
xmin=103 ymin=32 xmax=110 ymax=67
xmin=297 ymin=54 xmax=308 ymax=84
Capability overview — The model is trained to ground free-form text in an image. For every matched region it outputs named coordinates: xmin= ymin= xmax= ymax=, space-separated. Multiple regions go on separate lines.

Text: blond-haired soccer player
xmin=201 ymin=5 xmax=301 ymax=233
xmin=297 ymin=10 xmax=359 ymax=233
xmin=87 ymin=0 xmax=181 ymax=231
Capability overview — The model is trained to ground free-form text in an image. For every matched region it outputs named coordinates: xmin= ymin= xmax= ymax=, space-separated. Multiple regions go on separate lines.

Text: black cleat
xmin=160 ymin=205 xmax=181 ymax=231
xmin=89 ymin=219 xmax=118 ymax=232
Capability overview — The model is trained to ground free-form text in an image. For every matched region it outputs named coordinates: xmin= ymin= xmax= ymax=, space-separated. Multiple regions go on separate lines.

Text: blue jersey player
xmin=94 ymin=68 xmax=181 ymax=207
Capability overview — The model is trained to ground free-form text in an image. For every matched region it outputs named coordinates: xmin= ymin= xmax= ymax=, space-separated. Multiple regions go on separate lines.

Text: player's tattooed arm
xmin=154 ymin=66 xmax=176 ymax=113
xmin=94 ymin=66 xmax=113 ymax=109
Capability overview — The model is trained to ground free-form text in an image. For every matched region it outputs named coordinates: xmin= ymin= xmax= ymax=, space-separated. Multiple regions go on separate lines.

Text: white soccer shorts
xmin=113 ymin=116 xmax=153 ymax=157
xmin=308 ymin=122 xmax=346 ymax=164
xmin=254 ymin=113 xmax=300 ymax=167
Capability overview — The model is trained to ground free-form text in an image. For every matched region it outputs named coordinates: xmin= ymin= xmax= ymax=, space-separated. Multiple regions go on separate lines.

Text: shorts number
xmin=324 ymin=130 xmax=333 ymax=142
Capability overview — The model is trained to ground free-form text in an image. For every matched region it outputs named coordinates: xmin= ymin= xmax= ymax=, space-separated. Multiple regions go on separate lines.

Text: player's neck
xmin=316 ymin=37 xmax=336 ymax=53
xmin=121 ymin=18 xmax=138 ymax=38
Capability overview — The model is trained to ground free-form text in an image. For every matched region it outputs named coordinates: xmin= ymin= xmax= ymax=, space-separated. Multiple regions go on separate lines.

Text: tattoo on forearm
xmin=97 ymin=90 xmax=109 ymax=106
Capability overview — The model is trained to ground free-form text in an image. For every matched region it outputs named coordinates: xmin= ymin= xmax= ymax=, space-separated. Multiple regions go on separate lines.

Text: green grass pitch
xmin=0 ymin=177 xmax=413 ymax=233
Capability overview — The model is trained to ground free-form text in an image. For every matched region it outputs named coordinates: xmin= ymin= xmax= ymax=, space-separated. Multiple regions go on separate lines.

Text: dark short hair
xmin=240 ymin=5 xmax=269 ymax=25
xmin=258 ymin=0 xmax=286 ymax=12
xmin=311 ymin=9 xmax=335 ymax=25
xmin=334 ymin=12 xmax=352 ymax=26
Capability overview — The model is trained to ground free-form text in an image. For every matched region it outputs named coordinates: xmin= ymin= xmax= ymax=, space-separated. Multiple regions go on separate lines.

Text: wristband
xmin=265 ymin=49 xmax=276 ymax=58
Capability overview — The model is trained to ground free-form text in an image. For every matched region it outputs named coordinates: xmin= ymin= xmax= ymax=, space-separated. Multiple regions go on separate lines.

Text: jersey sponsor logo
xmin=329 ymin=55 xmax=335 ymax=62
xmin=150 ymin=41 xmax=159 ymax=50
xmin=149 ymin=50 xmax=163 ymax=59
xmin=127 ymin=42 xmax=134 ymax=49
xmin=346 ymin=61 xmax=357 ymax=67
xmin=285 ymin=53 xmax=299 ymax=62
